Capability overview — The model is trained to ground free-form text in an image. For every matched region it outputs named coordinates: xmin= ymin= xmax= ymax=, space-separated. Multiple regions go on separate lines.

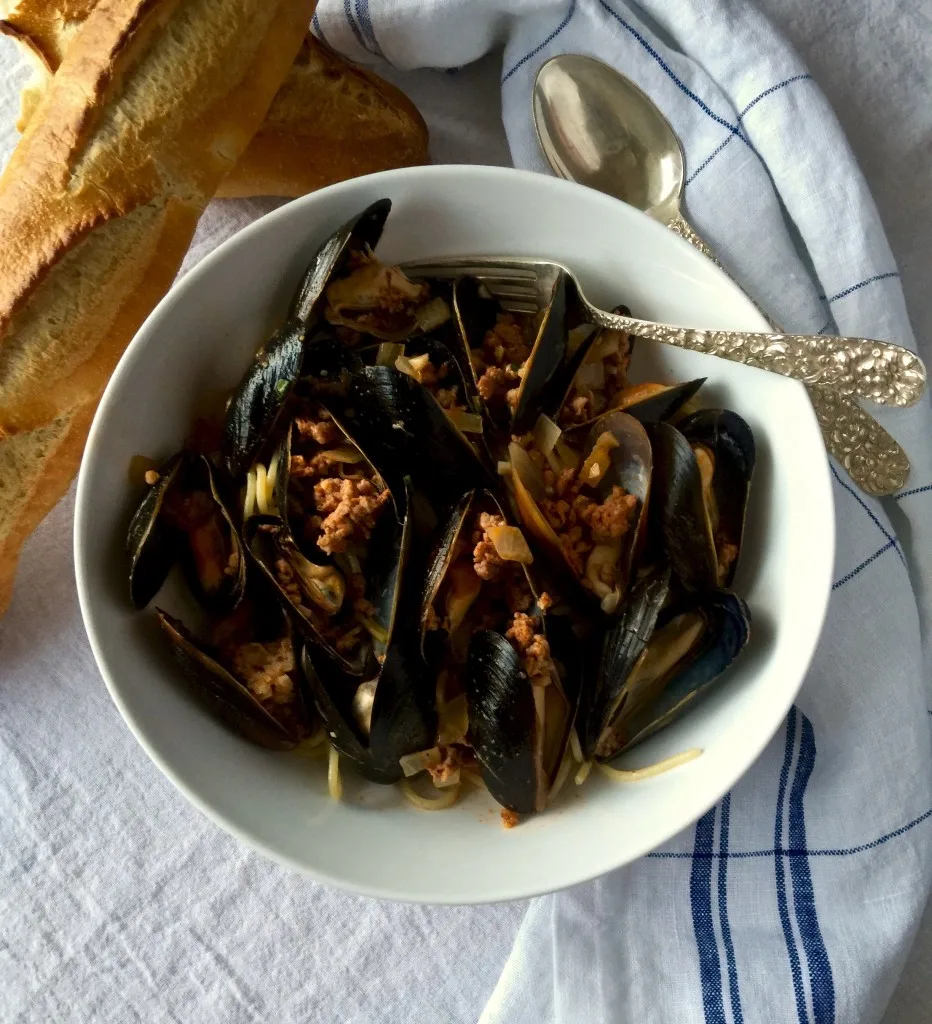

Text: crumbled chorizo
xmin=312 ymin=477 xmax=391 ymax=554
xmin=295 ymin=414 xmax=339 ymax=446
xmin=576 ymin=486 xmax=637 ymax=543
xmin=483 ymin=314 xmax=530 ymax=367
xmin=230 ymin=638 xmax=295 ymax=706
xmin=501 ymin=809 xmax=520 ymax=829
xmin=506 ymin=612 xmax=553 ymax=683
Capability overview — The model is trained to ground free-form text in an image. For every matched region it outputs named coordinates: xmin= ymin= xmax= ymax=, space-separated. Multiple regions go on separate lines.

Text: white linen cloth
xmin=1 ymin=2 xmax=930 ymax=1022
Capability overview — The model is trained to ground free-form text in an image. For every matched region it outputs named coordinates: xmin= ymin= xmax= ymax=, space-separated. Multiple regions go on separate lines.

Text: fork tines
xmin=401 ymin=259 xmax=544 ymax=314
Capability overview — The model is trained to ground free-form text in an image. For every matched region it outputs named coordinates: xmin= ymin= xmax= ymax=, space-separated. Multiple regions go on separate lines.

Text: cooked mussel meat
xmin=128 ymin=452 xmax=245 ymax=612
xmin=509 ymin=410 xmax=651 ymax=613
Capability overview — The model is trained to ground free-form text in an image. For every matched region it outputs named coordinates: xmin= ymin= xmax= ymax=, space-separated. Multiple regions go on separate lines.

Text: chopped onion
xmin=600 ymin=589 xmax=622 ymax=615
xmin=554 ymin=440 xmax=580 ymax=474
xmin=497 ymin=461 xmax=512 ymax=477
xmin=575 ymin=759 xmax=594 ymax=786
xmin=445 ymin=408 xmax=484 ymax=434
xmin=399 ymin=746 xmax=442 ymax=778
xmin=585 ymin=543 xmax=620 ymax=600
xmin=433 ymin=767 xmax=461 ymax=789
xmin=394 ymin=354 xmax=419 ymax=380
xmin=532 ymin=413 xmax=562 ymax=455
xmin=352 ymin=680 xmax=377 ymax=737
xmin=579 ymin=431 xmax=619 ymax=486
xmin=357 ymin=616 xmax=389 ymax=646
xmin=414 ymin=297 xmax=451 ymax=333
xmin=376 ymin=342 xmax=405 ymax=367
xmin=486 ymin=524 xmax=534 ymax=565
xmin=596 ymin=748 xmax=702 ymax=782
xmin=408 ymin=353 xmax=432 ymax=373
xmin=437 ymin=693 xmax=469 ymax=745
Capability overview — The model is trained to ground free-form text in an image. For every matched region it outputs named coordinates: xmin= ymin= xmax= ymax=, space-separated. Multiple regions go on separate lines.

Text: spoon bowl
xmin=534 ymin=53 xmax=685 ymax=224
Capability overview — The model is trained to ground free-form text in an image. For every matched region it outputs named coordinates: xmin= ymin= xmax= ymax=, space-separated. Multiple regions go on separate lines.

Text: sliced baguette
xmin=0 ymin=0 xmax=316 ymax=612
xmin=1 ymin=2 xmax=429 ymax=197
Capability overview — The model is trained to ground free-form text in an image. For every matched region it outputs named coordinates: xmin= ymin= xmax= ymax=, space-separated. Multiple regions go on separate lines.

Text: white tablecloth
xmin=1 ymin=2 xmax=929 ymax=1021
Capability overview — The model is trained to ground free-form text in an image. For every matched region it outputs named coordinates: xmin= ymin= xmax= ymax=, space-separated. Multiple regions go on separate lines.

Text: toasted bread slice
xmin=1 ymin=3 xmax=430 ymax=196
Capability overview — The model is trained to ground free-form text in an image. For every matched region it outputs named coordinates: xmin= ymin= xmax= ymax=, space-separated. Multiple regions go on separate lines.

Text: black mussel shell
xmin=222 ymin=320 xmax=306 ymax=479
xmin=289 ymin=199 xmax=392 ymax=325
xmin=128 ymin=452 xmax=184 ymax=609
xmin=301 ymin=334 xmax=365 ymax=390
xmin=349 ymin=366 xmax=493 ymax=510
xmin=645 ymin=421 xmax=718 ymax=593
xmin=156 ymin=609 xmax=309 ymax=751
xmin=128 ymin=453 xmax=245 ymax=613
xmin=580 ymin=566 xmax=672 ymax=761
xmin=678 ymin=409 xmax=755 ymax=588
xmin=613 ymin=378 xmax=706 ymax=424
xmin=464 ymin=630 xmax=541 ymax=813
xmin=598 ymin=591 xmax=751 ymax=759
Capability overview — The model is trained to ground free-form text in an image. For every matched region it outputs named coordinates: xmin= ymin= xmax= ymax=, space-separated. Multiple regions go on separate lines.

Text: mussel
xmin=582 ymin=570 xmax=750 ymax=762
xmin=243 ymin=407 xmax=406 ymax=678
xmin=647 ymin=413 xmax=754 ymax=592
xmin=127 ymin=452 xmax=245 ymax=612
xmin=508 ymin=410 xmax=652 ymax=613
xmin=223 ymin=200 xmax=392 ymax=478
xmin=417 ymin=489 xmax=577 ymax=813
xmin=156 ymin=592 xmax=312 ymax=751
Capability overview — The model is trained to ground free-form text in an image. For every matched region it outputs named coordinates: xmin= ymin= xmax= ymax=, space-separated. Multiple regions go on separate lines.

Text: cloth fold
xmin=1 ymin=2 xmax=930 ymax=1022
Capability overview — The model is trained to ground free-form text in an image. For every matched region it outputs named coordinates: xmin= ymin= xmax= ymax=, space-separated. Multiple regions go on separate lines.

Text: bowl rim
xmin=73 ymin=164 xmax=835 ymax=904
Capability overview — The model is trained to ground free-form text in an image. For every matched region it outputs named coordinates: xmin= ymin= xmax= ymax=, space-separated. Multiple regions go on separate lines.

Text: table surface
xmin=1 ymin=0 xmax=929 ymax=1020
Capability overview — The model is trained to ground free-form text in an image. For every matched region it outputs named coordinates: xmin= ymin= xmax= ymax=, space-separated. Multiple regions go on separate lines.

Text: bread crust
xmin=0 ymin=0 xmax=316 ymax=611
xmin=2 ymin=3 xmax=430 ymax=197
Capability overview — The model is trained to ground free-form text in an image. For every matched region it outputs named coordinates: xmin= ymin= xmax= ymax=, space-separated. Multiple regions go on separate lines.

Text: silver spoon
xmin=533 ymin=52 xmax=912 ymax=495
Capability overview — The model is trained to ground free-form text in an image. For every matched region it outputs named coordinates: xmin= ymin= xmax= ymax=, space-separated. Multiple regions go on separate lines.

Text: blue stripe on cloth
xmin=832 ymin=540 xmax=896 ymax=591
xmin=342 ymin=0 xmax=369 ymax=54
xmin=686 ymin=73 xmax=811 ymax=184
xmin=790 ymin=715 xmax=836 ymax=1023
xmin=355 ymin=0 xmax=385 ymax=58
xmin=776 ymin=709 xmax=809 ymax=1024
xmin=830 ymin=464 xmax=905 ymax=565
xmin=895 ymin=483 xmax=932 ymax=500
xmin=815 ymin=320 xmax=834 ymax=335
xmin=691 ymin=807 xmax=727 ymax=1023
xmin=594 ymin=0 xmax=747 ymax=143
xmin=649 ymin=806 xmax=932 ymax=860
xmin=826 ymin=271 xmax=900 ymax=304
xmin=502 ymin=0 xmax=576 ymax=83
xmin=311 ymin=11 xmax=330 ymax=47
xmin=717 ymin=795 xmax=744 ymax=1024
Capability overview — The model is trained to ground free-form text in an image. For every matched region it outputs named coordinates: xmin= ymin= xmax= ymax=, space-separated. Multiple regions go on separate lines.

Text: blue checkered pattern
xmin=315 ymin=3 xmax=932 ymax=1020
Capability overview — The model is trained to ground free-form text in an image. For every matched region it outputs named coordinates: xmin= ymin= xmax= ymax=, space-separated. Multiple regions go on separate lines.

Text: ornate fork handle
xmin=590 ymin=310 xmax=926 ymax=408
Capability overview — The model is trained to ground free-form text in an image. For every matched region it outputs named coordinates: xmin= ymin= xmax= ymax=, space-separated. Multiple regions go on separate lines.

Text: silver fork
xmin=402 ymin=256 xmax=925 ymax=410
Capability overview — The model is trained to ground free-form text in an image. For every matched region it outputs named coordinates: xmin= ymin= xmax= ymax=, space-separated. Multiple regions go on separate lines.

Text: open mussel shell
xmin=595 ymin=590 xmax=751 ymax=760
xmin=222 ymin=320 xmax=306 ymax=479
xmin=127 ymin=452 xmax=184 ymax=609
xmin=610 ymin=378 xmax=706 ymax=424
xmin=678 ymin=409 xmax=755 ymax=588
xmin=509 ymin=411 xmax=652 ymax=611
xmin=127 ymin=452 xmax=246 ymax=613
xmin=645 ymin=421 xmax=718 ymax=593
xmin=579 ymin=566 xmax=672 ymax=761
xmin=156 ymin=609 xmax=309 ymax=751
xmin=289 ymin=198 xmax=391 ymax=325
xmin=245 ymin=512 xmax=389 ymax=679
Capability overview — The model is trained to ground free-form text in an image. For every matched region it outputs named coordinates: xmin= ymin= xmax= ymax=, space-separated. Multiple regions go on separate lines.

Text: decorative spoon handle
xmin=661 ymin=214 xmax=912 ymax=494
xmin=588 ymin=306 xmax=925 ymax=408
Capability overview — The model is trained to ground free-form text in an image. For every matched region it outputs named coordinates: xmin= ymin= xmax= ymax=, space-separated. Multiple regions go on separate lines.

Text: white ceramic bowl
xmin=74 ymin=166 xmax=834 ymax=904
